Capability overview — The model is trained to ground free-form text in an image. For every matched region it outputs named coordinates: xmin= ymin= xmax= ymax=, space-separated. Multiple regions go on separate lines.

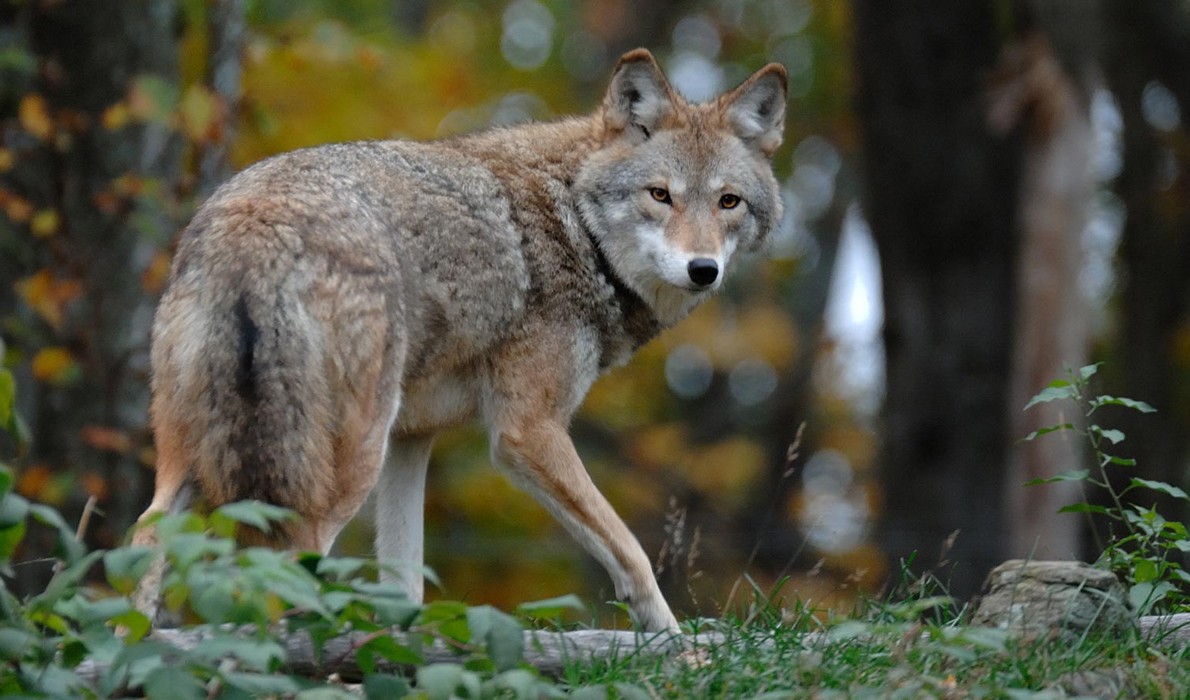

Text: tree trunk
xmin=853 ymin=2 xmax=1024 ymax=598
xmin=1099 ymin=0 xmax=1190 ymax=540
xmin=1 ymin=1 xmax=183 ymax=592
xmin=990 ymin=29 xmax=1095 ymax=560
xmin=198 ymin=0 xmax=246 ymax=196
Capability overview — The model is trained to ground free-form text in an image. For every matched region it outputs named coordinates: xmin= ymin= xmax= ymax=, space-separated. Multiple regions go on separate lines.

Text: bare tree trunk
xmin=1098 ymin=0 xmax=1190 ymax=538
xmin=989 ymin=31 xmax=1094 ymax=560
xmin=853 ymin=1 xmax=1024 ymax=598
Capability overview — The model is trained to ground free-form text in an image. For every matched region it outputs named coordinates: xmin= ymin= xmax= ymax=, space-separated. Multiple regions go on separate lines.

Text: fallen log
xmin=73 ymin=610 xmax=1190 ymax=688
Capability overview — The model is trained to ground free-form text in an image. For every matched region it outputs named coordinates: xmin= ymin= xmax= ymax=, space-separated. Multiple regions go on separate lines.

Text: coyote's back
xmin=135 ymin=49 xmax=787 ymax=632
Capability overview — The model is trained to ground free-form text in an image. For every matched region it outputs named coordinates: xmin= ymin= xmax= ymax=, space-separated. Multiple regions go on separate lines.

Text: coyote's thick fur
xmin=134 ymin=49 xmax=786 ymax=631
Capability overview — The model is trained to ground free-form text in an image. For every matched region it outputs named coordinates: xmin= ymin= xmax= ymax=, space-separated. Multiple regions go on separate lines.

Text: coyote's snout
xmin=133 ymin=49 xmax=787 ymax=632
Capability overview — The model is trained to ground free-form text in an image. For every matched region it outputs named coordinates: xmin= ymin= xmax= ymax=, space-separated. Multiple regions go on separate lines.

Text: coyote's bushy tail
xmin=149 ymin=268 xmax=338 ymax=535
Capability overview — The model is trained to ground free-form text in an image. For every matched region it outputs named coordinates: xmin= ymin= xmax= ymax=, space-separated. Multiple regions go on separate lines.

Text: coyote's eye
xmin=719 ymin=194 xmax=741 ymax=209
xmin=649 ymin=187 xmax=672 ymax=204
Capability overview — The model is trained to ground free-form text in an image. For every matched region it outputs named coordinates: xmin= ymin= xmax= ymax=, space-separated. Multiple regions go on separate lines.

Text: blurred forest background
xmin=2 ymin=0 xmax=1189 ymax=623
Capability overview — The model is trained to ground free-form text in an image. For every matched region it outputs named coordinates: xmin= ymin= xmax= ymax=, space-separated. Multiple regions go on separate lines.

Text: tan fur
xmin=133 ymin=50 xmax=787 ymax=632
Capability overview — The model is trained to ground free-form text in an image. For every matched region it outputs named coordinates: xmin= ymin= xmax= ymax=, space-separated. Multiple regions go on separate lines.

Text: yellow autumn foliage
xmin=18 ymin=94 xmax=53 ymax=141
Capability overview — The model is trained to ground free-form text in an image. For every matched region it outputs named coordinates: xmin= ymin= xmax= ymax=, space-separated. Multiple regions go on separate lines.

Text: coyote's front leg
xmin=488 ymin=410 xmax=678 ymax=633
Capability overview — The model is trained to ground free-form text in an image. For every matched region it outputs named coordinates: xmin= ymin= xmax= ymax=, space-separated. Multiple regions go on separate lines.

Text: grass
xmin=555 ymin=586 xmax=1190 ymax=699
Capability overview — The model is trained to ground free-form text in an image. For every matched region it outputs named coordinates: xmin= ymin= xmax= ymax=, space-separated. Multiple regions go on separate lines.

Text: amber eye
xmin=649 ymin=187 xmax=672 ymax=204
xmin=719 ymin=194 xmax=741 ymax=210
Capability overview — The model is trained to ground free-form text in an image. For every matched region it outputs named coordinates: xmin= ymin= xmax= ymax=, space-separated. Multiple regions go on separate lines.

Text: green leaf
xmin=0 ymin=504 xmax=26 ymax=563
xmin=1130 ymin=581 xmax=1176 ymax=616
xmin=1023 ymin=470 xmax=1088 ymax=486
xmin=1130 ymin=478 xmax=1189 ymax=501
xmin=363 ymin=673 xmax=410 ymax=699
xmin=264 ymin=568 xmax=333 ymax=619
xmin=1058 ymin=503 xmax=1113 ymax=516
xmin=212 ymin=500 xmax=295 ymax=535
xmin=0 ymin=369 xmax=14 ymax=427
xmin=515 ymin=594 xmax=585 ymax=619
xmin=296 ymin=687 xmax=358 ymax=700
xmin=467 ymin=605 xmax=524 ymax=671
xmin=416 ymin=663 xmax=465 ymax=700
xmin=418 ymin=599 xmax=469 ymax=625
xmin=193 ymin=635 xmax=284 ymax=672
xmin=490 ymin=669 xmax=542 ymax=699
xmin=104 ymin=546 xmax=155 ymax=595
xmin=369 ymin=592 xmax=421 ymax=628
xmin=54 ymin=595 xmax=132 ymax=626
xmin=35 ymin=550 xmax=103 ymax=605
xmin=222 ymin=672 xmax=303 ymax=696
xmin=0 ymin=466 xmax=13 ymax=499
xmin=110 ymin=609 xmax=151 ymax=642
xmin=143 ymin=665 xmax=205 ymax=700
xmin=1021 ymin=423 xmax=1075 ymax=442
xmin=612 ymin=682 xmax=653 ymax=700
xmin=1134 ymin=558 xmax=1159 ymax=583
xmin=0 ymin=628 xmax=36 ymax=661
xmin=1091 ymin=396 xmax=1157 ymax=413
xmin=29 ymin=503 xmax=86 ymax=565
xmin=1090 ymin=426 xmax=1125 ymax=445
xmin=1024 ymin=384 xmax=1078 ymax=410
xmin=316 ymin=556 xmax=372 ymax=581
xmin=569 ymin=687 xmax=609 ymax=700
xmin=0 ymin=491 xmax=29 ymax=528
xmin=1078 ymin=363 xmax=1102 ymax=381
xmin=166 ymin=532 xmax=234 ymax=570
xmin=357 ymin=633 xmax=423 ymax=667
xmin=192 ymin=579 xmax=237 ymax=623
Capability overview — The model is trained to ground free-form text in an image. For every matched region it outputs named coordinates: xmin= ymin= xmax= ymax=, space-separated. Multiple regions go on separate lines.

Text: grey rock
xmin=972 ymin=560 xmax=1136 ymax=643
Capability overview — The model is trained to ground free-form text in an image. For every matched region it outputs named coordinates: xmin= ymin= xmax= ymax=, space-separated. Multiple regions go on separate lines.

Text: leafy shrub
xmin=0 ymin=484 xmax=578 ymax=698
xmin=1023 ymin=363 xmax=1190 ymax=614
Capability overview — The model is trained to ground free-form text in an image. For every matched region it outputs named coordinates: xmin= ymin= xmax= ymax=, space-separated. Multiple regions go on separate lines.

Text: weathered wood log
xmin=73 ymin=610 xmax=1190 ymax=688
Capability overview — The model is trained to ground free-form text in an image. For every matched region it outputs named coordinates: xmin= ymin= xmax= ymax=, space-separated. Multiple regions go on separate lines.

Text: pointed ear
xmin=722 ymin=63 xmax=788 ymax=157
xmin=603 ymin=49 xmax=676 ymax=141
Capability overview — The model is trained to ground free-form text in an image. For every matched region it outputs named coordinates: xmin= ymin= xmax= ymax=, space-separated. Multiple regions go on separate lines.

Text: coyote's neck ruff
xmin=135 ymin=49 xmax=786 ymax=633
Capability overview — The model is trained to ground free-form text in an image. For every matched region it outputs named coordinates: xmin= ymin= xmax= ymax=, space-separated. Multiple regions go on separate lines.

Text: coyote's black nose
xmin=687 ymin=258 xmax=719 ymax=287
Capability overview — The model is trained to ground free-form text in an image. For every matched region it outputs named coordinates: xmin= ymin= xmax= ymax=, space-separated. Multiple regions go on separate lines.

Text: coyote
xmin=134 ymin=49 xmax=786 ymax=632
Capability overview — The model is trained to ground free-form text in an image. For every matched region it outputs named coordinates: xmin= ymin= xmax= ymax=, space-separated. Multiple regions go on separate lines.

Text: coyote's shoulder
xmin=136 ymin=49 xmax=787 ymax=633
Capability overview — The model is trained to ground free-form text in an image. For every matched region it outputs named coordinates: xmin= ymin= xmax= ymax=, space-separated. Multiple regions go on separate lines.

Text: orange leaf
xmin=16 ymin=464 xmax=52 ymax=499
xmin=112 ymin=173 xmax=144 ymax=197
xmin=142 ymin=251 xmax=172 ymax=294
xmin=81 ymin=425 xmax=132 ymax=454
xmin=19 ymin=94 xmax=54 ymax=141
xmin=81 ymin=471 xmax=110 ymax=501
xmin=4 ymin=195 xmax=33 ymax=224
xmin=15 ymin=270 xmax=58 ymax=327
xmin=102 ymin=101 xmax=131 ymax=131
xmin=15 ymin=270 xmax=82 ymax=329
xmin=0 ymin=148 xmax=12 ymax=173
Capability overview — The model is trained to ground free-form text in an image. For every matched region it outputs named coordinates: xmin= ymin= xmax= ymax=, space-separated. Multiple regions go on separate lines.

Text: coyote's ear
xmin=722 ymin=63 xmax=788 ymax=158
xmin=603 ymin=49 xmax=675 ymax=142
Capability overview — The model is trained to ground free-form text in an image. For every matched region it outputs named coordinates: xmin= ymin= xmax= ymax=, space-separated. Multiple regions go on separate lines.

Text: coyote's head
xmin=576 ymin=49 xmax=787 ymax=325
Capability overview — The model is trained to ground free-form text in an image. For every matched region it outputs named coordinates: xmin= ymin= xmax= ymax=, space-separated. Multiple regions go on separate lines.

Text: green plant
xmin=1022 ymin=363 xmax=1190 ymax=615
xmin=0 ymin=479 xmax=583 ymax=697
